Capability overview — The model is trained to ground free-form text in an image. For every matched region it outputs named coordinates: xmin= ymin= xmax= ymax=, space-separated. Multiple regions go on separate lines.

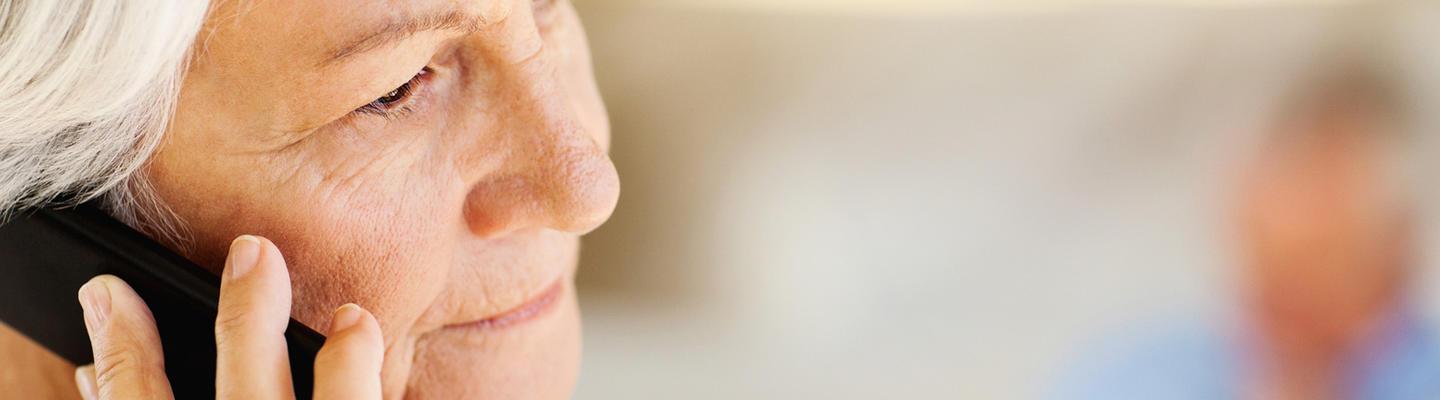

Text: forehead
xmin=180 ymin=0 xmax=516 ymax=134
xmin=195 ymin=0 xmax=510 ymax=70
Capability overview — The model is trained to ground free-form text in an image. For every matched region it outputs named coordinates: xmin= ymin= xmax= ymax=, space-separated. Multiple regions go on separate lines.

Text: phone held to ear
xmin=0 ymin=204 xmax=324 ymax=399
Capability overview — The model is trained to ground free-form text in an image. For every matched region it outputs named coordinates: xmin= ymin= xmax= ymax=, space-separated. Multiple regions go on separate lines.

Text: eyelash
xmin=354 ymin=67 xmax=432 ymax=118
xmin=348 ymin=0 xmax=558 ymax=122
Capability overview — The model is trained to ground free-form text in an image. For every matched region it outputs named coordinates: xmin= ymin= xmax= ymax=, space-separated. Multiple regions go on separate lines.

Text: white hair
xmin=0 ymin=0 xmax=209 ymax=243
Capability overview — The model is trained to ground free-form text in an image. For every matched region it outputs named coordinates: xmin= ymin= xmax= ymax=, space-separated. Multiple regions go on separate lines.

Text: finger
xmin=74 ymin=364 xmax=97 ymax=400
xmin=78 ymin=275 xmax=174 ymax=399
xmin=215 ymin=235 xmax=295 ymax=400
xmin=313 ymin=304 xmax=384 ymax=400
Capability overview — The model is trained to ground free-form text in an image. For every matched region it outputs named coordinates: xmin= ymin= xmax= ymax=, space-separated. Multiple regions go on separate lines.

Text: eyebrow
xmin=320 ymin=10 xmax=485 ymax=67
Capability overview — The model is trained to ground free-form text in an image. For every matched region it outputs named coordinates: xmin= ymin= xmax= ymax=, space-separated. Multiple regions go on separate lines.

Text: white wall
xmin=572 ymin=2 xmax=1440 ymax=399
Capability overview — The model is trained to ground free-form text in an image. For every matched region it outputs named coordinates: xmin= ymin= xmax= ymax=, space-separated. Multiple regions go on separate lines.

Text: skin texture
xmin=0 ymin=323 xmax=78 ymax=399
xmin=152 ymin=0 xmax=618 ymax=398
xmin=1233 ymin=93 xmax=1405 ymax=400
xmin=69 ymin=236 xmax=388 ymax=400
xmin=0 ymin=0 xmax=618 ymax=398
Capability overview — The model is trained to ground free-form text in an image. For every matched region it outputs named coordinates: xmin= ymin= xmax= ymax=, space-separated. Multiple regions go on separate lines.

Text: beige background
xmin=570 ymin=1 xmax=1440 ymax=398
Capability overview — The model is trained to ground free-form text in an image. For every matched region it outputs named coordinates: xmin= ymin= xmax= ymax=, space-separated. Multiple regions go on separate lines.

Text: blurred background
xmin=569 ymin=0 xmax=1440 ymax=398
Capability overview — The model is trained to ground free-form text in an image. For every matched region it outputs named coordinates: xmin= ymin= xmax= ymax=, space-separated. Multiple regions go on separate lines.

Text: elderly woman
xmin=0 ymin=0 xmax=619 ymax=398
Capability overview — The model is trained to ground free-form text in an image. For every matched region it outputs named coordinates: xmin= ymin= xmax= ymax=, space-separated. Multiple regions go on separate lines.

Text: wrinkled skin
xmin=138 ymin=0 xmax=618 ymax=398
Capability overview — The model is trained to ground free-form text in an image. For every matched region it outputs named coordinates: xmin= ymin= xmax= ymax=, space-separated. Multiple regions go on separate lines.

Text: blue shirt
xmin=1049 ymin=311 xmax=1440 ymax=400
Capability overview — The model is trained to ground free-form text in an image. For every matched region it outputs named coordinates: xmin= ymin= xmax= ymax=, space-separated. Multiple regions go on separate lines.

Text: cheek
xmin=257 ymin=180 xmax=457 ymax=338
xmin=234 ymin=117 xmax=465 ymax=333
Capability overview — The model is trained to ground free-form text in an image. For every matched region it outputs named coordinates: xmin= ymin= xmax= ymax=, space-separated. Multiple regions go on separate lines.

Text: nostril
xmin=462 ymin=175 xmax=533 ymax=240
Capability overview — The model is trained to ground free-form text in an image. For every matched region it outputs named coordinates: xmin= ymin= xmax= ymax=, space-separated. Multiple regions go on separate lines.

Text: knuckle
xmin=213 ymin=305 xmax=253 ymax=342
xmin=211 ymin=305 xmax=249 ymax=332
xmin=93 ymin=342 xmax=163 ymax=387
xmin=93 ymin=352 xmax=134 ymax=387
xmin=93 ymin=328 xmax=160 ymax=367
xmin=213 ymin=300 xmax=286 ymax=348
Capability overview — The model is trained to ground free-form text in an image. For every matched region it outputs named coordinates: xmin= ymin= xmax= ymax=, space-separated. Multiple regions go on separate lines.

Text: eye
xmin=355 ymin=67 xmax=431 ymax=116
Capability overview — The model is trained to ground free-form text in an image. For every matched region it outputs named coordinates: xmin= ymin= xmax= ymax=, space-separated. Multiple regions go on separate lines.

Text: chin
xmin=399 ymin=281 xmax=583 ymax=400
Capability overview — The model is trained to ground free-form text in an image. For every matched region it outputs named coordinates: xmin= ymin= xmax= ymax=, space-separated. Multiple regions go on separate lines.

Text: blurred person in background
xmin=1051 ymin=72 xmax=1440 ymax=400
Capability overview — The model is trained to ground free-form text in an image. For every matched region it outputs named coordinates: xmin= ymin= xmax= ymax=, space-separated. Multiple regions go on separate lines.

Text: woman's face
xmin=149 ymin=0 xmax=619 ymax=398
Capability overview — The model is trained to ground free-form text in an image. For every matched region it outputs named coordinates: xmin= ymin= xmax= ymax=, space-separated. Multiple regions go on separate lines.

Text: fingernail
xmin=227 ymin=235 xmax=262 ymax=280
xmin=77 ymin=280 xmax=111 ymax=332
xmin=330 ymin=303 xmax=365 ymax=334
xmin=74 ymin=365 xmax=97 ymax=400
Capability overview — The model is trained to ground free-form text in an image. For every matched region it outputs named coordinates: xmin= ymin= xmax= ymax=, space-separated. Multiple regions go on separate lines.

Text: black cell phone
xmin=0 ymin=203 xmax=324 ymax=399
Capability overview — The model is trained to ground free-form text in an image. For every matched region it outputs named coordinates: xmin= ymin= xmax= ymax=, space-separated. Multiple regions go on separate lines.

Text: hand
xmin=72 ymin=235 xmax=384 ymax=400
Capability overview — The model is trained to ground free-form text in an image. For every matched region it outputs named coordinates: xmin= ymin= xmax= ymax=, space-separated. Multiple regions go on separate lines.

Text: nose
xmin=461 ymin=64 xmax=620 ymax=239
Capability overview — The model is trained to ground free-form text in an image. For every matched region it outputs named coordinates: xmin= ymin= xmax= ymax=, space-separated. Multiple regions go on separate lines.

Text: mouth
xmin=442 ymin=278 xmax=566 ymax=332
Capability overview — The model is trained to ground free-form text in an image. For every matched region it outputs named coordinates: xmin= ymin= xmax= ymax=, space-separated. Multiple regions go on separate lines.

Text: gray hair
xmin=0 ymin=0 xmax=208 ymax=243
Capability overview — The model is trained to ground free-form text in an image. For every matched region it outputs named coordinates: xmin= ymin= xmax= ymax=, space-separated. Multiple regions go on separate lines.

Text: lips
xmin=442 ymin=277 xmax=565 ymax=331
